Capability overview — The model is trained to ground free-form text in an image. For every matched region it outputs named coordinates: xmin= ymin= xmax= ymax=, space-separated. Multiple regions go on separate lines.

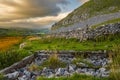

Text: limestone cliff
xmin=52 ymin=0 xmax=120 ymax=31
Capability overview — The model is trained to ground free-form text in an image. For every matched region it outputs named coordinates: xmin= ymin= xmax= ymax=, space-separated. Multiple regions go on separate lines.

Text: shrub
xmin=42 ymin=53 xmax=66 ymax=69
xmin=0 ymin=50 xmax=30 ymax=70
xmin=29 ymin=63 xmax=39 ymax=71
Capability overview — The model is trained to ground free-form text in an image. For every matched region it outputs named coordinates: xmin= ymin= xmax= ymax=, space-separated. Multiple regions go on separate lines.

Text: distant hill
xmin=0 ymin=28 xmax=32 ymax=36
xmin=0 ymin=28 xmax=50 ymax=36
xmin=52 ymin=0 xmax=120 ymax=30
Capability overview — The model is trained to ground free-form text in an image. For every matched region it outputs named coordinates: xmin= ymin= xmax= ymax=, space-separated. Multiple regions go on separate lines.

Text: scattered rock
xmin=2 ymin=52 xmax=111 ymax=80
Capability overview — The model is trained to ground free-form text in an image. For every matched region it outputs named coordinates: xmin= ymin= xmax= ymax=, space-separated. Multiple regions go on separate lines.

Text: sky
xmin=0 ymin=0 xmax=89 ymax=29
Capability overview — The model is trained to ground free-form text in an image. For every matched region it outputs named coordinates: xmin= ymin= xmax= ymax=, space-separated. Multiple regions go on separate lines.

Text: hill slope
xmin=52 ymin=0 xmax=120 ymax=30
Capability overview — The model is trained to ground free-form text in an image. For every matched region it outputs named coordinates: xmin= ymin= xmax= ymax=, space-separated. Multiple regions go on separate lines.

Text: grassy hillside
xmin=52 ymin=0 xmax=120 ymax=29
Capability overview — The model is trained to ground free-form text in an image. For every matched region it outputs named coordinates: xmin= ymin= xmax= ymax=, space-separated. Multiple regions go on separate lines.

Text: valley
xmin=0 ymin=0 xmax=120 ymax=80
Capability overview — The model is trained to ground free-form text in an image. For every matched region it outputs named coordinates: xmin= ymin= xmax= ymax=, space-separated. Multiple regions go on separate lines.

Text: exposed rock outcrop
xmin=52 ymin=12 xmax=120 ymax=33
xmin=50 ymin=22 xmax=120 ymax=41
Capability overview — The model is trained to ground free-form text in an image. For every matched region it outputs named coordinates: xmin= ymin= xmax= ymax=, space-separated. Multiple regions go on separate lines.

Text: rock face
xmin=50 ymin=22 xmax=120 ymax=41
xmin=52 ymin=0 xmax=120 ymax=30
xmin=0 ymin=51 xmax=111 ymax=80
xmin=52 ymin=12 xmax=120 ymax=32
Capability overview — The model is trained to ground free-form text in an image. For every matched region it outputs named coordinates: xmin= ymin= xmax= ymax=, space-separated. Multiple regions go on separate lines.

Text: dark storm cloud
xmin=0 ymin=0 xmax=69 ymax=21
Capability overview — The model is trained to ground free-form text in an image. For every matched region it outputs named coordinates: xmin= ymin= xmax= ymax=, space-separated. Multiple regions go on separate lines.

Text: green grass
xmin=72 ymin=57 xmax=95 ymax=68
xmin=37 ymin=73 xmax=113 ymax=80
xmin=110 ymin=45 xmax=120 ymax=80
xmin=0 ymin=49 xmax=32 ymax=70
xmin=91 ymin=18 xmax=120 ymax=29
xmin=41 ymin=53 xmax=66 ymax=69
xmin=0 ymin=36 xmax=32 ymax=70
xmin=0 ymin=74 xmax=7 ymax=80
xmin=23 ymin=34 xmax=120 ymax=51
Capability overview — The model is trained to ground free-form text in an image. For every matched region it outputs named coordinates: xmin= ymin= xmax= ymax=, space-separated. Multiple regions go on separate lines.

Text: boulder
xmin=69 ymin=65 xmax=76 ymax=73
xmin=5 ymin=71 xmax=19 ymax=79
xmin=55 ymin=68 xmax=66 ymax=76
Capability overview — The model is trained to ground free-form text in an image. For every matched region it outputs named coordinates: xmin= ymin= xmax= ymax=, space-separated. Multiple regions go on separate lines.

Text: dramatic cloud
xmin=0 ymin=12 xmax=70 ymax=29
xmin=0 ymin=0 xmax=80 ymax=29
xmin=0 ymin=0 xmax=69 ymax=21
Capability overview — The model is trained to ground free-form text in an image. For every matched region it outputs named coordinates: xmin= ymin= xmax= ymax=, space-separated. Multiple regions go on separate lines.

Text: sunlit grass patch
xmin=0 ymin=37 xmax=22 ymax=51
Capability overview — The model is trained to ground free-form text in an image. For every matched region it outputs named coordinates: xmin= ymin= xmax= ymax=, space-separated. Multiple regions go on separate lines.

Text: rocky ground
xmin=3 ymin=51 xmax=111 ymax=80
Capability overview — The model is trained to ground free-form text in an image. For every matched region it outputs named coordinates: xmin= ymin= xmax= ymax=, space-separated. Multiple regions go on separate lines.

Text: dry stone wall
xmin=50 ymin=22 xmax=120 ymax=41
